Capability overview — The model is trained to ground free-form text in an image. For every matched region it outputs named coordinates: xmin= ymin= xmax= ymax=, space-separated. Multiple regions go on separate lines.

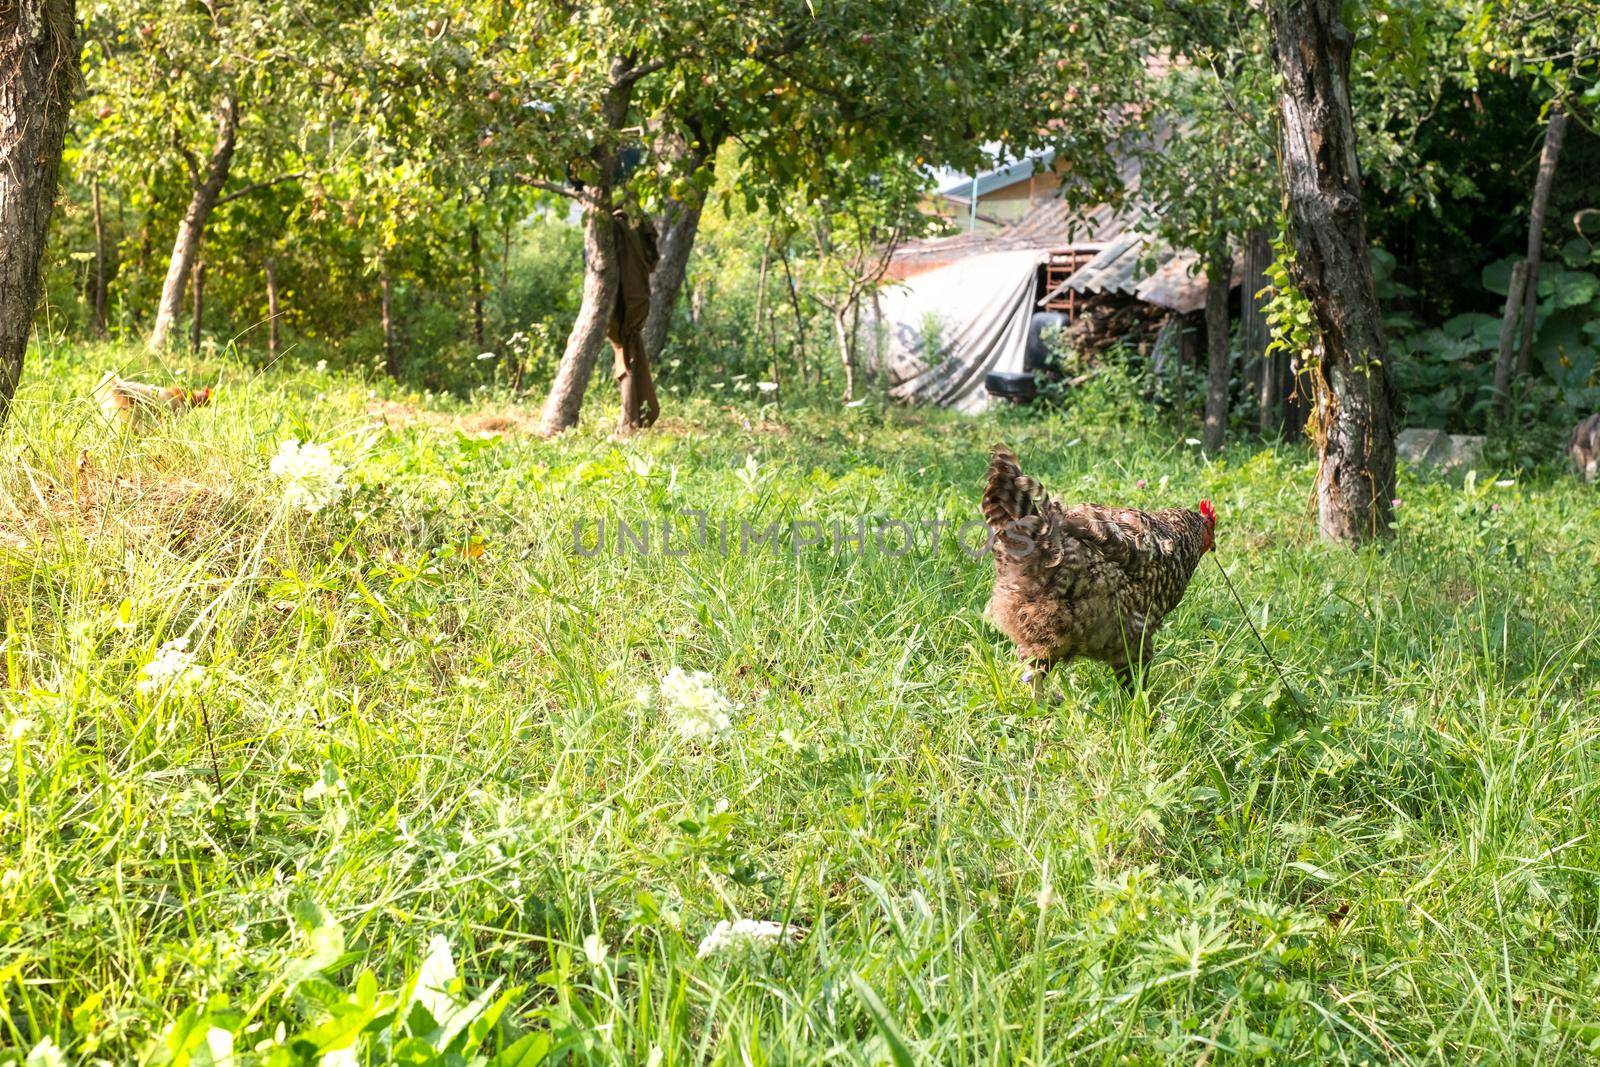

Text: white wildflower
xmin=7 ymin=718 xmax=34 ymax=741
xmin=315 ymin=359 xmax=328 ymax=373
xmin=659 ymin=668 xmax=733 ymax=744
xmin=582 ymin=932 xmax=609 ymax=968
xmin=270 ymin=438 xmax=345 ymax=513
xmin=756 ymin=381 xmax=778 ymax=393
xmin=318 ymin=1045 xmax=359 ymax=1067
xmin=695 ymin=919 xmax=799 ymax=962
xmin=24 ymin=1037 xmax=66 ymax=1067
xmin=137 ymin=637 xmax=207 ymax=695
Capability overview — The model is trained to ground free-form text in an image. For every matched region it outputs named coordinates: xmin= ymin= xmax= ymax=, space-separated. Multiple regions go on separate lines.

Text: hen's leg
xmin=1113 ymin=632 xmax=1154 ymax=693
xmin=1112 ymin=662 xmax=1137 ymax=692
xmin=1022 ymin=659 xmax=1053 ymax=702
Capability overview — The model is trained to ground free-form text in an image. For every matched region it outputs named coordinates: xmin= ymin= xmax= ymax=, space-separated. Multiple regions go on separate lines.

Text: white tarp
xmin=872 ymin=249 xmax=1048 ymax=413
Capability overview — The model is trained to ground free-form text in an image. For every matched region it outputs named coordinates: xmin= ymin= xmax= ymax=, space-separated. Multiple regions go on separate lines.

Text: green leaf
xmin=492 ymin=1032 xmax=553 ymax=1066
xmin=1560 ymin=237 xmax=1595 ymax=268
xmin=1440 ymin=313 xmax=1498 ymax=346
xmin=1539 ymin=269 xmax=1599 ymax=309
xmin=1481 ymin=257 xmax=1517 ymax=296
xmin=849 ymin=974 xmax=914 ymax=1067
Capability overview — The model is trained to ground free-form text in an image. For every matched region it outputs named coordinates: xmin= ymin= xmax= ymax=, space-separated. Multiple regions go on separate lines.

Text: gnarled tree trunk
xmin=150 ymin=95 xmax=238 ymax=350
xmin=0 ymin=0 xmax=78 ymax=429
xmin=1270 ymin=0 xmax=1397 ymax=544
xmin=538 ymin=63 xmax=635 ymax=436
xmin=1201 ymin=239 xmax=1231 ymax=453
xmin=539 ymin=198 xmax=619 ymax=434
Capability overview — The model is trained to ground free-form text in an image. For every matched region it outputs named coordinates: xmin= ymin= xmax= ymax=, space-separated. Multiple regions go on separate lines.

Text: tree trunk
xmin=781 ymin=250 xmax=808 ymax=386
xmin=1201 ymin=240 xmax=1231 ymax=454
xmin=1492 ymin=259 xmax=1529 ymax=413
xmin=539 ymin=196 xmax=620 ymax=434
xmin=190 ymin=260 xmax=204 ymax=354
xmin=265 ymin=256 xmax=280 ymax=361
xmin=833 ymin=308 xmax=856 ymax=402
xmin=1514 ymin=103 xmax=1568 ymax=379
xmin=470 ymin=223 xmax=485 ymax=349
xmin=1270 ymin=0 xmax=1397 ymax=545
xmin=1244 ymin=230 xmax=1280 ymax=435
xmin=0 ymin=0 xmax=78 ymax=429
xmin=537 ymin=61 xmax=640 ymax=436
xmin=380 ymin=269 xmax=397 ymax=377
xmin=150 ymin=95 xmax=238 ymax=350
xmin=91 ymin=179 xmax=108 ymax=336
xmin=641 ymin=199 xmax=703 ymax=366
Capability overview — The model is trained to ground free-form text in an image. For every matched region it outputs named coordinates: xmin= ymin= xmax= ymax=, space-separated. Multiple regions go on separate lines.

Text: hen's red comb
xmin=1198 ymin=500 xmax=1216 ymax=522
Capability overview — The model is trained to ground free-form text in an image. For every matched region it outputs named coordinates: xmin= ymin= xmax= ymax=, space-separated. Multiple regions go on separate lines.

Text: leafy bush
xmin=1391 ymin=239 xmax=1600 ymax=434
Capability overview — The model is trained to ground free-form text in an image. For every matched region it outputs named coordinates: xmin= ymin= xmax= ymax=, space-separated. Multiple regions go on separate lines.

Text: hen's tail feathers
xmin=982 ymin=444 xmax=1050 ymax=533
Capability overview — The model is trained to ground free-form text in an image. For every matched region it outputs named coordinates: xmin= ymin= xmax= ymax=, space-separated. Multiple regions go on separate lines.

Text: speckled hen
xmin=981 ymin=444 xmax=1215 ymax=695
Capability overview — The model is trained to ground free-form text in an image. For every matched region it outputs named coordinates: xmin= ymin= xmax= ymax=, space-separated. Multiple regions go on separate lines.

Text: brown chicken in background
xmin=96 ymin=372 xmax=212 ymax=429
xmin=982 ymin=444 xmax=1215 ymax=696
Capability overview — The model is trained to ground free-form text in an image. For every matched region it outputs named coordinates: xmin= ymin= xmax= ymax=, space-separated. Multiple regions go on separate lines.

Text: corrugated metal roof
xmin=1040 ymin=240 xmax=1245 ymax=314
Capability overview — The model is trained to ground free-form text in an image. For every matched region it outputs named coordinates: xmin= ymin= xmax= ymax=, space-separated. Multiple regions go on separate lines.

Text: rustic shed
xmin=872 ymin=160 xmax=1242 ymax=411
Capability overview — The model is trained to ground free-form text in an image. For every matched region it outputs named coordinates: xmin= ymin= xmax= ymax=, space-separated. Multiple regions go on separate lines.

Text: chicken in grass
xmin=96 ymin=372 xmax=212 ymax=430
xmin=1571 ymin=413 xmax=1599 ymax=483
xmin=982 ymin=444 xmax=1214 ymax=696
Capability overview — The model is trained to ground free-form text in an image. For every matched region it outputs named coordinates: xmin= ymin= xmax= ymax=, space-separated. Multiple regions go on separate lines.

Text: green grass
xmin=3 ymin=342 xmax=1600 ymax=1065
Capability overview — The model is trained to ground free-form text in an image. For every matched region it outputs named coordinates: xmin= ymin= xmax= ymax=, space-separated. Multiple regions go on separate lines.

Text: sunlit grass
xmin=3 ymin=342 xmax=1600 ymax=1064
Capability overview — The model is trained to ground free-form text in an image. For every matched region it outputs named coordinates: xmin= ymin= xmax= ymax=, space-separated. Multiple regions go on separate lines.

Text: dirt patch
xmin=365 ymin=400 xmax=540 ymax=438
xmin=1 ymin=449 xmax=242 ymax=554
xmin=652 ymin=407 xmax=791 ymax=438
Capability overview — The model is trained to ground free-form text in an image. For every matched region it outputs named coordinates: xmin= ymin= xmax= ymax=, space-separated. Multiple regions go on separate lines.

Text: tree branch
xmin=216 ymin=172 xmax=305 ymax=205
xmin=173 ymin=130 xmax=201 ymax=188
xmin=616 ymin=56 xmax=670 ymax=87
xmin=516 ymin=174 xmax=580 ymax=200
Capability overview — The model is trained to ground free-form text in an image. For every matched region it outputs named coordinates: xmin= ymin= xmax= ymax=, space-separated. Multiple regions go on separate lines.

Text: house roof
xmin=935 ymin=150 xmax=1058 ymax=202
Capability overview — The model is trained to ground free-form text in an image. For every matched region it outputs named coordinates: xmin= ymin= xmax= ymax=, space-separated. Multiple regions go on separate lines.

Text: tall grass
xmin=2 ymin=342 xmax=1599 ymax=1064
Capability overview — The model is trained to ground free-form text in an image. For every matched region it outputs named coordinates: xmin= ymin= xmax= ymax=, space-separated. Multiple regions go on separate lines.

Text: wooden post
xmin=381 ymin=269 xmax=397 ymax=377
xmin=1243 ymin=230 xmax=1276 ymax=435
xmin=1514 ymin=103 xmax=1568 ymax=378
xmin=191 ymin=261 xmax=204 ymax=354
xmin=469 ymin=224 xmax=485 ymax=349
xmin=91 ymin=180 xmax=108 ymax=337
xmin=1201 ymin=240 xmax=1231 ymax=454
xmin=265 ymin=256 xmax=281 ymax=361
xmin=1492 ymin=260 xmax=1529 ymax=415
